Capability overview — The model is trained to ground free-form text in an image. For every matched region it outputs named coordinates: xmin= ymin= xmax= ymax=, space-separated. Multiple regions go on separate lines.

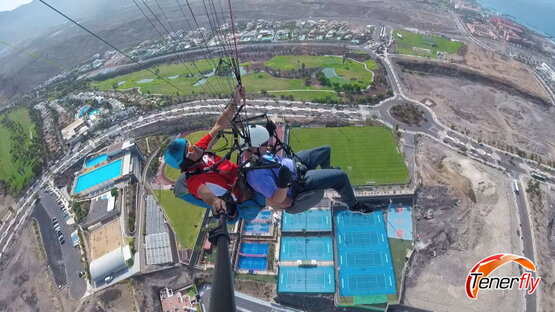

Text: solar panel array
xmin=145 ymin=195 xmax=166 ymax=235
xmin=145 ymin=232 xmax=173 ymax=265
xmin=144 ymin=195 xmax=173 ymax=265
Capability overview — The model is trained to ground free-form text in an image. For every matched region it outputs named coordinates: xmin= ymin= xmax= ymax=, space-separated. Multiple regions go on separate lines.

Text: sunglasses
xmin=180 ymin=145 xmax=197 ymax=170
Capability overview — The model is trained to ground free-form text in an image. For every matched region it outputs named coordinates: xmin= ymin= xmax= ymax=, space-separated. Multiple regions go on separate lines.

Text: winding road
xmin=0 ymin=41 xmax=552 ymax=311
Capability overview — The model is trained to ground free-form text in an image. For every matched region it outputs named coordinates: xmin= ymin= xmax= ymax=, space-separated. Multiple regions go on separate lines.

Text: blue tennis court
xmin=386 ymin=202 xmax=413 ymax=240
xmin=240 ymin=242 xmax=269 ymax=255
xmin=278 ymin=266 xmax=335 ymax=293
xmin=238 ymin=256 xmax=267 ymax=271
xmin=282 ymin=208 xmax=332 ymax=232
xmin=243 ymin=209 xmax=272 ymax=235
xmin=237 ymin=242 xmax=269 ymax=271
xmin=335 ymin=210 xmax=396 ymax=296
xmin=280 ymin=237 xmax=333 ymax=261
xmin=244 ymin=223 xmax=270 ymax=233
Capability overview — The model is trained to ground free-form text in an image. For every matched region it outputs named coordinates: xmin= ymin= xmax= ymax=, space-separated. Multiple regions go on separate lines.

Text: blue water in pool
xmin=85 ymin=154 xmax=108 ymax=168
xmin=75 ymin=159 xmax=123 ymax=193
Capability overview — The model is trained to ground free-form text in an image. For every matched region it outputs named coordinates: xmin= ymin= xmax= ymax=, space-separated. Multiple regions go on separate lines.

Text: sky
xmin=0 ymin=0 xmax=33 ymax=12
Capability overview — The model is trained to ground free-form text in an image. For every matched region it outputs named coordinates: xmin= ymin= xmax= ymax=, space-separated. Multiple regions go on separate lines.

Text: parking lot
xmin=31 ymin=189 xmax=87 ymax=299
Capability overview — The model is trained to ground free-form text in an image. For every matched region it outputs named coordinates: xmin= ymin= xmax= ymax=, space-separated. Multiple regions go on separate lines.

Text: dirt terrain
xmin=448 ymin=43 xmax=549 ymax=100
xmin=399 ymin=71 xmax=555 ymax=159
xmin=77 ymin=282 xmax=136 ymax=312
xmin=404 ymin=137 xmax=522 ymax=311
xmin=235 ymin=279 xmax=276 ymax=301
xmin=0 ymin=223 xmax=80 ymax=312
xmin=525 ymin=181 xmax=555 ymax=312
xmin=0 ymin=194 xmax=16 ymax=224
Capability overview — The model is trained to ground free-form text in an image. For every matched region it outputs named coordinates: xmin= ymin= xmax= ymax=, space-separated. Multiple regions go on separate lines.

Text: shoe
xmin=348 ymin=201 xmax=379 ymax=214
xmin=330 ymin=166 xmax=341 ymax=170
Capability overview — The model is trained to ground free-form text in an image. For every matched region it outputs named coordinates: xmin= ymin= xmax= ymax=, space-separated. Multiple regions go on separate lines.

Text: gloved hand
xmin=266 ymin=120 xmax=276 ymax=137
xmin=211 ymin=198 xmax=227 ymax=216
xmin=277 ymin=165 xmax=292 ymax=188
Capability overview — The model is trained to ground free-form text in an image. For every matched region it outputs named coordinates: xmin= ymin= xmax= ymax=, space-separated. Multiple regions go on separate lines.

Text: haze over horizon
xmin=0 ymin=0 xmax=32 ymax=12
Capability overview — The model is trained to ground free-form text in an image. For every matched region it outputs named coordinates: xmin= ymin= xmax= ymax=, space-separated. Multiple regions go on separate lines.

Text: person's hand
xmin=265 ymin=120 xmax=276 ymax=137
xmin=211 ymin=198 xmax=227 ymax=216
xmin=277 ymin=165 xmax=292 ymax=188
xmin=233 ymin=85 xmax=246 ymax=105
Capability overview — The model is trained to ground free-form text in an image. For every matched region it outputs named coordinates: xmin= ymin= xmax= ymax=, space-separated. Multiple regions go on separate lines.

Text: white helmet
xmin=241 ymin=124 xmax=270 ymax=148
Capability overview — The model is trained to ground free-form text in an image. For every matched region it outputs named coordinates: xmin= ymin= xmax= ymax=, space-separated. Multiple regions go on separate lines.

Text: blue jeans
xmin=291 ymin=146 xmax=358 ymax=210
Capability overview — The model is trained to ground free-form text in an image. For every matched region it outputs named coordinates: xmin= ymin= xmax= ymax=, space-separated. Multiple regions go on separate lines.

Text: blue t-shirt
xmin=246 ymin=153 xmax=297 ymax=199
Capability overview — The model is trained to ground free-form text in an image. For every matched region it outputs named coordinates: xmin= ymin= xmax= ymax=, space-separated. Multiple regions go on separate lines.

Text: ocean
xmin=476 ymin=0 xmax=555 ymax=38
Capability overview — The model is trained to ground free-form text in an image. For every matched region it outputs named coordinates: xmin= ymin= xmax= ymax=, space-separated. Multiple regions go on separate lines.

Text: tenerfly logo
xmin=465 ymin=253 xmax=540 ymax=299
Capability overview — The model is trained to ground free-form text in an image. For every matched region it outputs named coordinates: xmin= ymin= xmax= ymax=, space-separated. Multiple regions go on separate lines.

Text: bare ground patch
xmin=525 ymin=182 xmax=555 ymax=312
xmin=404 ymin=137 xmax=522 ymax=311
xmin=0 ymin=223 xmax=80 ymax=312
xmin=449 ymin=43 xmax=549 ymax=100
xmin=399 ymin=71 xmax=555 ymax=159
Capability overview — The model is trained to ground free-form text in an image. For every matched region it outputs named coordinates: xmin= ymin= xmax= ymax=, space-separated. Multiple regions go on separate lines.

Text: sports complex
xmin=156 ymin=123 xmax=414 ymax=310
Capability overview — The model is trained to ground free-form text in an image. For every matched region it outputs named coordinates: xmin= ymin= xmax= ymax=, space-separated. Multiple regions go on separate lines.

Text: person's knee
xmin=320 ymin=145 xmax=331 ymax=154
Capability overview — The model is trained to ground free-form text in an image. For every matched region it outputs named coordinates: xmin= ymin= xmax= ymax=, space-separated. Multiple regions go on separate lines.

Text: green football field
xmin=288 ymin=126 xmax=409 ymax=185
xmin=154 ymin=189 xmax=206 ymax=249
xmin=393 ymin=30 xmax=462 ymax=59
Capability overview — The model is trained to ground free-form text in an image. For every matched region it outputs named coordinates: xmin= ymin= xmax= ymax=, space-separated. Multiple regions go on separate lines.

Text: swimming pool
xmin=85 ymin=154 xmax=108 ymax=168
xmin=335 ymin=210 xmax=396 ymax=296
xmin=74 ymin=159 xmax=123 ymax=193
xmin=278 ymin=266 xmax=335 ymax=293
xmin=281 ymin=208 xmax=331 ymax=232
xmin=280 ymin=237 xmax=333 ymax=261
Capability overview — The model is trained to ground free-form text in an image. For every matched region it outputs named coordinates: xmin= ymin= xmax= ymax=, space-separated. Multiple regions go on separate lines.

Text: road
xmin=378 ymin=46 xmax=538 ymax=312
xmin=0 ymin=41 xmax=551 ymax=310
xmin=30 ymin=190 xmax=87 ymax=299
xmin=201 ymin=287 xmax=302 ymax=312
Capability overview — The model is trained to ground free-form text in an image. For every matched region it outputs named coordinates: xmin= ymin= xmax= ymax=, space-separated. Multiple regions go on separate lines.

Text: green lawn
xmin=364 ymin=60 xmax=378 ymax=71
xmin=0 ymin=108 xmax=39 ymax=193
xmin=164 ymin=165 xmax=181 ymax=182
xmin=264 ymin=55 xmax=373 ymax=86
xmin=288 ymin=127 xmax=409 ymax=185
xmin=388 ymin=238 xmax=413 ymax=302
xmin=235 ymin=274 xmax=277 ymax=283
xmin=92 ymin=55 xmax=376 ymax=101
xmin=154 ymin=189 xmax=206 ymax=249
xmin=393 ymin=30 xmax=463 ymax=58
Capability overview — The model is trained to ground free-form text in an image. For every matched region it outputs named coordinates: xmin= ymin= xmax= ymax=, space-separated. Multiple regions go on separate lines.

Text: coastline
xmin=471 ymin=0 xmax=554 ymax=41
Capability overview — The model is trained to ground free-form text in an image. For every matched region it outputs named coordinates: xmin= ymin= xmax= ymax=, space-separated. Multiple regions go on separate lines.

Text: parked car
xmin=104 ymin=275 xmax=113 ymax=283
xmin=60 ymin=239 xmax=65 ymax=245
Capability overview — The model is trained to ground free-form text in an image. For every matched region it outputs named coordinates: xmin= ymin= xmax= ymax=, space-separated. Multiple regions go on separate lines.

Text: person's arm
xmin=266 ymin=188 xmax=293 ymax=208
xmin=197 ymin=184 xmax=227 ymax=215
xmin=209 ymin=85 xmax=245 ymax=138
xmin=266 ymin=165 xmax=293 ymax=208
